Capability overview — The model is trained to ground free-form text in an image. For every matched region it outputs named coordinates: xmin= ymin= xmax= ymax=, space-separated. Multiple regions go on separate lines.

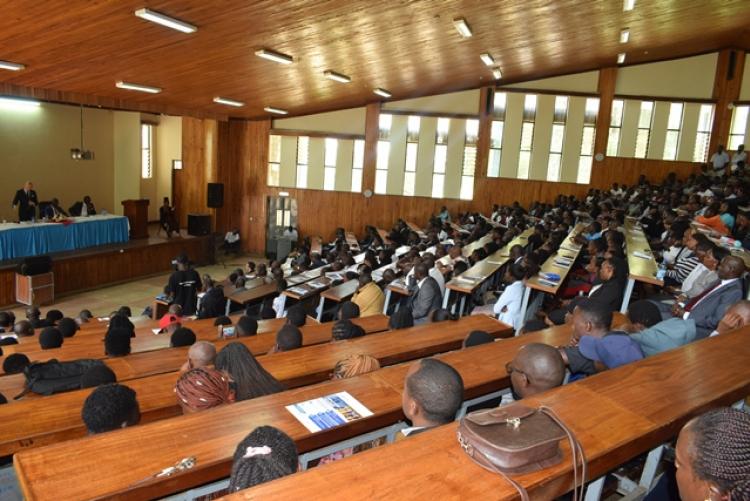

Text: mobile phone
xmin=220 ymin=326 xmax=236 ymax=338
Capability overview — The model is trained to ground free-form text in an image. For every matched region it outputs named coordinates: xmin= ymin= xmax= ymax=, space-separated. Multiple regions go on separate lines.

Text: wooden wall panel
xmin=174 ymin=117 xmax=220 ymax=229
xmin=709 ymin=49 xmax=746 ymax=152
xmin=590 ymin=156 xmax=703 ymax=189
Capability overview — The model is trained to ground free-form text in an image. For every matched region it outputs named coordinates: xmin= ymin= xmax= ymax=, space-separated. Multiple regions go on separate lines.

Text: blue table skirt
xmin=0 ymin=216 xmax=130 ymax=261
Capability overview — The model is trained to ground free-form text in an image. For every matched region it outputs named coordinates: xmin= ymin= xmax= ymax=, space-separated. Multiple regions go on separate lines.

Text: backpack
xmin=15 ymin=359 xmax=106 ymax=399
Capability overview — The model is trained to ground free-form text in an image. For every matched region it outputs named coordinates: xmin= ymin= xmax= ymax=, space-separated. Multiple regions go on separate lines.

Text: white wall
xmin=615 ymin=53 xmax=718 ymax=99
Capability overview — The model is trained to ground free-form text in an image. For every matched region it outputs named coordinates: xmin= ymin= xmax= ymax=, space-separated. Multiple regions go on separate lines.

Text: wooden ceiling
xmin=1 ymin=0 xmax=749 ymax=120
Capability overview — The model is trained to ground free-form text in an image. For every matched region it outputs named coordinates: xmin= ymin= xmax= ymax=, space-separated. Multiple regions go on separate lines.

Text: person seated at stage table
xmin=41 ymin=197 xmax=68 ymax=219
xmin=228 ymin=426 xmax=299 ymax=493
xmin=166 ymin=254 xmax=202 ymax=316
xmin=180 ymin=341 xmax=216 ymax=373
xmin=174 ymin=367 xmax=235 ymax=414
xmin=68 ymin=195 xmax=96 ymax=217
xmin=399 ymin=358 xmax=464 ymax=440
xmin=215 ymin=342 xmax=284 ymax=402
xmin=12 ymin=181 xmax=38 ymax=221
xmin=671 ymin=255 xmax=745 ymax=339
xmin=159 ymin=197 xmax=179 ymax=238
xmin=506 ymin=343 xmax=566 ymax=399
xmin=81 ymin=383 xmax=141 ymax=435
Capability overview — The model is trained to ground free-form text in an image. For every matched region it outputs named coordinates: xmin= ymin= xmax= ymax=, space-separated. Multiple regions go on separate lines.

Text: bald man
xmin=507 ymin=343 xmax=565 ymax=399
xmin=710 ymin=300 xmax=750 ymax=337
xmin=12 ymin=181 xmax=38 ymax=222
xmin=180 ymin=341 xmax=217 ymax=373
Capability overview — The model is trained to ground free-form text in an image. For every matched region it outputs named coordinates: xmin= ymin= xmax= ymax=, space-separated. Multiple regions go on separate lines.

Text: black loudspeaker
xmin=728 ymin=50 xmax=737 ymax=80
xmin=17 ymin=255 xmax=52 ymax=276
xmin=207 ymin=183 xmax=224 ymax=208
xmin=187 ymin=213 xmax=211 ymax=236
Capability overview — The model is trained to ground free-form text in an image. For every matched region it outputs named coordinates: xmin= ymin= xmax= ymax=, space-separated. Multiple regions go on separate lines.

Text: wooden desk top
xmin=227 ymin=282 xmax=278 ymax=305
xmin=14 ymin=317 xmax=558 ymax=501
xmin=624 ymin=221 xmax=662 ymax=286
xmin=526 ymin=223 xmax=586 ymax=294
xmin=386 ymin=277 xmax=411 ymax=297
xmin=461 ymin=234 xmax=493 ymax=257
xmin=283 ymin=277 xmax=333 ymax=301
xmin=234 ymin=327 xmax=750 ymax=501
xmin=321 ymin=279 xmax=359 ymax=302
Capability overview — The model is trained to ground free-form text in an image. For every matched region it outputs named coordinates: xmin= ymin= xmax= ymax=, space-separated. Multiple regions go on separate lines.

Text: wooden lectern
xmin=121 ymin=199 xmax=150 ymax=239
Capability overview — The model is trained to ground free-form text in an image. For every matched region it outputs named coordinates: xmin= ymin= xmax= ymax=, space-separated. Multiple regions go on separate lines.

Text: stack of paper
xmin=286 ymin=392 xmax=374 ymax=433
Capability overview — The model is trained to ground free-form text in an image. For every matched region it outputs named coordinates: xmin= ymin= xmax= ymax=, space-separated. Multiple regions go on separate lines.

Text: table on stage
xmin=0 ymin=215 xmax=130 ymax=260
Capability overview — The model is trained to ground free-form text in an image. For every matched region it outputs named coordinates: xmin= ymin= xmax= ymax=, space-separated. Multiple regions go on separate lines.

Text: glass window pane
xmin=607 ymin=128 xmax=620 ymax=156
xmin=405 ymin=143 xmax=418 ymax=172
xmin=667 ymin=103 xmax=683 ymax=130
xmin=323 ymin=166 xmax=336 ymax=190
xmin=324 ymin=138 xmax=338 ymax=166
xmin=493 ymin=92 xmax=507 ymax=117
xmin=610 ymin=100 xmax=624 ymax=126
xmin=276 ymin=210 xmax=283 ymax=227
xmin=729 ymin=134 xmax=745 ymax=151
xmin=465 ymin=119 xmax=479 ymax=144
xmin=517 ymin=151 xmax=531 ymax=179
xmin=436 ymin=118 xmax=450 ymax=144
xmin=462 ymin=146 xmax=476 ymax=176
xmin=434 ymin=144 xmax=447 ymax=174
xmin=663 ymin=130 xmax=679 ymax=160
xmin=376 ymin=141 xmax=390 ymax=171
xmin=432 ymin=174 xmax=445 ymax=198
xmin=634 ymin=128 xmax=650 ymax=158
xmin=577 ymin=156 xmax=592 ymax=184
xmin=283 ymin=211 xmax=291 ymax=229
xmin=141 ymin=124 xmax=150 ymax=146
xmin=141 ymin=150 xmax=150 ymax=178
xmin=584 ymin=98 xmax=600 ymax=124
xmin=553 ymin=96 xmax=568 ymax=122
xmin=407 ymin=115 xmax=421 ymax=141
xmin=550 ymin=124 xmax=565 ymax=153
xmin=694 ymin=132 xmax=711 ymax=162
xmin=520 ymin=123 xmax=534 ymax=151
xmin=351 ymin=168 xmax=363 ymax=192
xmin=296 ymin=164 xmax=308 ymax=188
xmin=459 ymin=175 xmax=473 ymax=200
xmin=581 ymin=126 xmax=595 ymax=156
xmin=378 ymin=114 xmax=392 ymax=137
xmin=269 ymin=135 xmax=281 ymax=163
xmin=731 ymin=106 xmax=749 ymax=135
xmin=268 ymin=163 xmax=280 ymax=186
xmin=375 ymin=169 xmax=388 ymax=194
xmin=490 ymin=121 xmax=504 ymax=148
xmin=638 ymin=102 xmax=654 ymax=129
xmin=403 ymin=172 xmax=416 ymax=196
xmin=353 ymin=140 xmax=365 ymax=168
xmin=297 ymin=136 xmax=309 ymax=165
xmin=488 ymin=149 xmax=501 ymax=177
xmin=547 ymin=153 xmax=561 ymax=182
xmin=523 ymin=95 xmax=537 ymax=119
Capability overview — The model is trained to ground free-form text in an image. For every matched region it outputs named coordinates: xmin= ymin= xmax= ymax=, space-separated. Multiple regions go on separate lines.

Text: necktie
xmin=684 ymin=281 xmax=721 ymax=312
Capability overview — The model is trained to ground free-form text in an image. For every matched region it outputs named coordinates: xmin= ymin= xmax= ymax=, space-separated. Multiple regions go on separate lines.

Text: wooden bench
xmin=2 ymin=315 xmax=509 ymax=459
xmin=232 ymin=327 xmax=750 ymax=501
xmin=13 ymin=317 xmax=570 ymax=500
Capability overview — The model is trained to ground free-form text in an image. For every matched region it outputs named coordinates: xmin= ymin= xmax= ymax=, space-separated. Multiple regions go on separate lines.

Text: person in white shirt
xmin=610 ymin=183 xmax=625 ymax=197
xmin=472 ymin=264 xmax=525 ymax=331
xmin=731 ymin=144 xmax=746 ymax=167
xmin=710 ymin=145 xmax=730 ymax=175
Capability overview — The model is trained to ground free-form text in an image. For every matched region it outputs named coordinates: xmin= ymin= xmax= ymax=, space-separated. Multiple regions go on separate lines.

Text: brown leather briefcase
xmin=457 ymin=404 xmax=586 ymax=501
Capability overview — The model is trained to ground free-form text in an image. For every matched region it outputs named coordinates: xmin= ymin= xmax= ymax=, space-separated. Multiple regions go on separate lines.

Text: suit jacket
xmin=687 ymin=279 xmax=744 ymax=339
xmin=42 ymin=204 xmax=68 ymax=219
xmin=408 ymin=276 xmax=443 ymax=320
xmin=588 ymin=279 xmax=624 ymax=312
xmin=69 ymin=201 xmax=96 ymax=217
xmin=12 ymin=189 xmax=38 ymax=221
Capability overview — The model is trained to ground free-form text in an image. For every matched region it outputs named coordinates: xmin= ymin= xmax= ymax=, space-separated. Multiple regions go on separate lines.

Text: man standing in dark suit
xmin=11 ymin=181 xmax=38 ymax=221
xmin=408 ymin=263 xmax=443 ymax=324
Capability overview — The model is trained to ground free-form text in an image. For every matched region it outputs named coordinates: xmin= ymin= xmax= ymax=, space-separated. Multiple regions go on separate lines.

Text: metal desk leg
xmin=383 ymin=289 xmax=392 ymax=314
xmin=442 ymin=289 xmax=451 ymax=309
xmin=224 ymin=299 xmax=231 ymax=316
xmin=316 ymin=296 xmax=325 ymax=321
xmin=638 ymin=445 xmax=665 ymax=491
xmin=459 ymin=296 xmax=466 ymax=316
xmin=517 ymin=286 xmax=531 ymax=336
xmin=277 ymin=294 xmax=287 ymax=317
xmin=584 ymin=476 xmax=605 ymax=501
xmin=620 ymin=277 xmax=635 ymax=313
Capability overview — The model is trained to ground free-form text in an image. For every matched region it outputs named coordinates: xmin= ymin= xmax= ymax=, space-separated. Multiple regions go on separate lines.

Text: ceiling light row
xmin=454 ymin=17 xmax=502 ymax=81
xmin=618 ymin=0 xmax=635 ymax=63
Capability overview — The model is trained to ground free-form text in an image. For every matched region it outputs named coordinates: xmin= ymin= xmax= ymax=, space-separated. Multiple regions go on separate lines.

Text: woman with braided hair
xmin=228 ymin=425 xmax=298 ymax=492
xmin=675 ymin=407 xmax=750 ymax=501
xmin=214 ymin=342 xmax=284 ymax=401
xmin=174 ymin=367 xmax=235 ymax=414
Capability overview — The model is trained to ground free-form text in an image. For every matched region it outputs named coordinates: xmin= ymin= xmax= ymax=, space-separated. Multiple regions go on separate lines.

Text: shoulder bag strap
xmin=482 ymin=461 xmax=530 ymax=501
xmin=540 ymin=406 xmax=587 ymax=501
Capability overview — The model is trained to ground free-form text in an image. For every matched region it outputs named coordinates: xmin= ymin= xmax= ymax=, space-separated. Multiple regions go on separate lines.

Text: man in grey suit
xmin=408 ymin=263 xmax=443 ymax=324
xmin=672 ymin=255 xmax=745 ymax=339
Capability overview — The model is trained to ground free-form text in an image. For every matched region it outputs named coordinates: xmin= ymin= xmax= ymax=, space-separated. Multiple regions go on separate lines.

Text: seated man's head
xmin=626 ymin=300 xmax=663 ymax=332
xmin=81 ymin=384 xmax=140 ymax=434
xmin=275 ymin=325 xmax=302 ymax=352
xmin=338 ymin=301 xmax=360 ymax=321
xmin=14 ymin=320 xmax=33 ymax=337
xmin=285 ymin=305 xmax=306 ymax=327
xmin=186 ymin=341 xmax=217 ymax=371
xmin=571 ymin=299 xmax=612 ymax=342
xmin=331 ymin=319 xmax=365 ymax=341
xmin=402 ymin=358 xmax=464 ymax=428
xmin=507 ymin=343 xmax=565 ymax=399
xmin=236 ymin=316 xmax=258 ymax=337
xmin=715 ymin=300 xmax=750 ymax=336
xmin=170 ymin=327 xmax=196 ymax=348
xmin=717 ymin=256 xmax=746 ymax=281
xmin=39 ymin=327 xmax=63 ymax=350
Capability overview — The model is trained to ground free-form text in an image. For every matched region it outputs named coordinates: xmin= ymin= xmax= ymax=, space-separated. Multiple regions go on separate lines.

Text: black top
xmin=168 ymin=269 xmax=202 ymax=315
xmin=198 ymin=287 xmax=226 ymax=319
xmin=12 ymin=189 xmax=38 ymax=221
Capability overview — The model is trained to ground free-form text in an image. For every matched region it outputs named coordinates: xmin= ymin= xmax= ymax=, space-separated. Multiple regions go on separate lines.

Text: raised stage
xmin=0 ymin=233 xmax=214 ymax=308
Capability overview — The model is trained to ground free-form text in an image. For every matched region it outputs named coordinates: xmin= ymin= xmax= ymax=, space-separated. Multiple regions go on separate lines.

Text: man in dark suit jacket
xmin=673 ymin=255 xmax=745 ymax=339
xmin=11 ymin=181 xmax=38 ymax=221
xmin=69 ymin=196 xmax=97 ymax=217
xmin=42 ymin=198 xmax=69 ymax=219
xmin=408 ymin=263 xmax=444 ymax=324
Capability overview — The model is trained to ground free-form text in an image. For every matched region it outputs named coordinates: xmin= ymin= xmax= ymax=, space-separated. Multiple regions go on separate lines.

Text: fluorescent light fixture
xmin=617 ymin=53 xmax=626 ymax=64
xmin=0 ymin=96 xmax=41 ymax=111
xmin=492 ymin=68 xmax=503 ymax=80
xmin=213 ymin=96 xmax=244 ymax=107
xmin=279 ymin=191 xmax=290 ymax=197
xmin=0 ymin=60 xmax=25 ymax=71
xmin=480 ymin=53 xmax=495 ymax=66
xmin=620 ymin=28 xmax=630 ymax=43
xmin=264 ymin=106 xmax=288 ymax=115
xmin=254 ymin=48 xmax=294 ymax=65
xmin=134 ymin=8 xmax=196 ymax=33
xmin=452 ymin=17 xmax=473 ymax=38
xmin=323 ymin=70 xmax=351 ymax=83
xmin=623 ymin=0 xmax=636 ymax=11
xmin=115 ymin=81 xmax=162 ymax=94
xmin=373 ymin=88 xmax=392 ymax=98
